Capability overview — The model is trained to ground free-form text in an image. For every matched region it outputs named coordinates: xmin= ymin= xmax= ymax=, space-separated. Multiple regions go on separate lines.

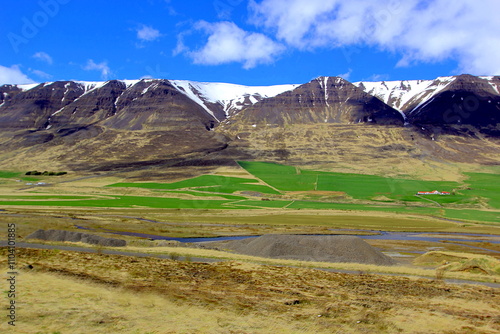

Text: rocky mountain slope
xmin=0 ymin=75 xmax=499 ymax=173
xmin=355 ymin=75 xmax=500 ymax=132
xmin=224 ymin=77 xmax=405 ymax=127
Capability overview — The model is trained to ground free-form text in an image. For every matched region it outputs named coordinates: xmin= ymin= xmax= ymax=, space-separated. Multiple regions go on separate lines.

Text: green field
xmin=0 ymin=195 xmax=94 ymax=200
xmin=464 ymin=172 xmax=500 ymax=209
xmin=162 ymin=191 xmax=246 ymax=200
xmin=0 ymin=171 xmax=21 ymax=178
xmin=0 ymin=163 xmax=499 ymax=223
xmin=108 ymin=175 xmax=280 ymax=195
xmin=238 ymin=161 xmax=458 ymax=200
xmin=237 ymin=161 xmax=317 ymax=191
xmin=0 ymin=195 xmax=236 ymax=209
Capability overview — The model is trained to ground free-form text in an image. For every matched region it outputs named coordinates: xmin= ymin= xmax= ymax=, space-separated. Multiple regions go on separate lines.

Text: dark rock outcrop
xmin=407 ymin=75 xmax=500 ymax=128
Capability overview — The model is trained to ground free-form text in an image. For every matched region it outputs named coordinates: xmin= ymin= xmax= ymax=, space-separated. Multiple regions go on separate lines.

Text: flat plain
xmin=1 ymin=161 xmax=500 ymax=333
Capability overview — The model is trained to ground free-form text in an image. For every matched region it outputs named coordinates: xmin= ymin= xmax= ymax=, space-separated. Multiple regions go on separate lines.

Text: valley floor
xmin=1 ymin=161 xmax=499 ymax=333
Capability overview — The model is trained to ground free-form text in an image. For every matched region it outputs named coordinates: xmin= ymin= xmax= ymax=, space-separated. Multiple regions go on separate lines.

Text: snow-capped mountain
xmin=169 ymin=80 xmax=299 ymax=121
xmin=226 ymin=76 xmax=405 ymax=127
xmin=0 ymin=79 xmax=298 ymax=132
xmin=354 ymin=77 xmax=458 ymax=112
xmin=1 ymin=75 xmax=499 ymax=171
xmin=1 ymin=74 xmax=498 ymax=135
xmin=354 ymin=75 xmax=500 ymax=114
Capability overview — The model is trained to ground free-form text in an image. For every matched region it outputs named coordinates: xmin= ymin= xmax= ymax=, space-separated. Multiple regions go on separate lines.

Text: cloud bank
xmin=177 ymin=0 xmax=500 ymax=74
xmin=0 ymin=65 xmax=35 ymax=85
xmin=180 ymin=21 xmax=284 ymax=69
xmin=249 ymin=0 xmax=500 ymax=74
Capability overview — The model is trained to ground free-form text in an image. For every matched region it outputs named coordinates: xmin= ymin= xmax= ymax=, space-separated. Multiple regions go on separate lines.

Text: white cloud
xmin=249 ymin=0 xmax=500 ymax=75
xmin=30 ymin=69 xmax=52 ymax=79
xmin=32 ymin=51 xmax=53 ymax=65
xmin=137 ymin=25 xmax=161 ymax=42
xmin=363 ymin=73 xmax=390 ymax=82
xmin=337 ymin=69 xmax=352 ymax=80
xmin=0 ymin=65 xmax=35 ymax=85
xmin=179 ymin=21 xmax=285 ymax=69
xmin=83 ymin=59 xmax=111 ymax=79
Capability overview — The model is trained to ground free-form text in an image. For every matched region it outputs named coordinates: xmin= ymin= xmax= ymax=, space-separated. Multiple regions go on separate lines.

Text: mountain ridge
xmin=0 ymin=74 xmax=499 ymax=172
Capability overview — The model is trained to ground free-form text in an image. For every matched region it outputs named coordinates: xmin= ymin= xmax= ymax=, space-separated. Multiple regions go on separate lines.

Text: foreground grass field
xmin=2 ymin=248 xmax=499 ymax=334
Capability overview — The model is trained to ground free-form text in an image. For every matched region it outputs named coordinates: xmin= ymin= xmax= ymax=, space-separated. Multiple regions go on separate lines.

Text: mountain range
xmin=0 ymin=74 xmax=499 ymax=174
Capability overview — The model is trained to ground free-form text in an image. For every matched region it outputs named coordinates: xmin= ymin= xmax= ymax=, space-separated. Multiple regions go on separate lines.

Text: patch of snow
xmin=18 ymin=83 xmax=40 ymax=91
xmin=75 ymin=81 xmax=107 ymax=94
xmin=354 ymin=76 xmax=456 ymax=113
xmin=61 ymin=82 xmax=72 ymax=102
xmin=413 ymin=97 xmax=435 ymax=115
xmin=114 ymin=80 xmax=148 ymax=107
xmin=141 ymin=82 xmax=158 ymax=95
xmin=170 ymin=79 xmax=299 ymax=118
xmin=120 ymin=79 xmax=142 ymax=88
xmin=0 ymin=93 xmax=6 ymax=108
xmin=51 ymin=107 xmax=65 ymax=117
xmin=324 ymin=77 xmax=330 ymax=106
xmin=487 ymin=82 xmax=500 ymax=95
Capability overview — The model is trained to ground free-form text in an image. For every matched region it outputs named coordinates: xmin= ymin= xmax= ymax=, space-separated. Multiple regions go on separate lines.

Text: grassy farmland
xmin=0 ymin=161 xmax=499 ymax=224
xmin=108 ymin=174 xmax=281 ymax=194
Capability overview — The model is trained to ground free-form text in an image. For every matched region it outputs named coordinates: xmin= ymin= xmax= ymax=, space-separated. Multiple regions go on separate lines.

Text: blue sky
xmin=1 ymin=0 xmax=499 ymax=86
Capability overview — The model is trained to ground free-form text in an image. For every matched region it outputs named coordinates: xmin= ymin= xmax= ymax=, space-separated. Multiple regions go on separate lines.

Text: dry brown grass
xmin=1 ymin=248 xmax=499 ymax=334
xmin=2 ymin=270 xmax=321 ymax=334
xmin=224 ymin=123 xmax=500 ymax=181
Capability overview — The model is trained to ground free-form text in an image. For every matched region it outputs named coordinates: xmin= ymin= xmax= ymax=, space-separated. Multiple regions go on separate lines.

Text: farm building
xmin=416 ymin=190 xmax=451 ymax=195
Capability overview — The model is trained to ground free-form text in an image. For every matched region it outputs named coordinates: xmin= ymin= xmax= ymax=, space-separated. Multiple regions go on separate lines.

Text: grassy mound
xmin=414 ymin=251 xmax=500 ymax=276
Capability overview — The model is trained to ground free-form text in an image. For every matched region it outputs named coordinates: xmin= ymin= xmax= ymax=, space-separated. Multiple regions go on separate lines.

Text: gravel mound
xmin=26 ymin=229 xmax=126 ymax=247
xmin=224 ymin=234 xmax=396 ymax=265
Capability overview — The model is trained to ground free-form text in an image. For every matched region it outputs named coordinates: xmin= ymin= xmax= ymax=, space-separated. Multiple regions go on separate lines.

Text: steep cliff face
xmin=0 ymin=81 xmax=85 ymax=131
xmin=406 ymin=75 xmax=500 ymax=128
xmin=47 ymin=80 xmax=125 ymax=131
xmin=355 ymin=75 xmax=500 ymax=126
xmin=0 ymin=85 xmax=23 ymax=108
xmin=227 ymin=77 xmax=405 ymax=127
xmin=355 ymin=77 xmax=457 ymax=112
xmin=46 ymin=80 xmax=218 ymax=132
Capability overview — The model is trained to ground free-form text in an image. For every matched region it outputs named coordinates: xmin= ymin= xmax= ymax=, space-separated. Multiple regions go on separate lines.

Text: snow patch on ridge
xmin=354 ymin=76 xmax=456 ymax=113
xmin=75 ymin=81 xmax=107 ymax=94
xmin=317 ymin=77 xmax=330 ymax=107
xmin=480 ymin=76 xmax=500 ymax=94
xmin=18 ymin=83 xmax=42 ymax=91
xmin=170 ymin=80 xmax=299 ymax=119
